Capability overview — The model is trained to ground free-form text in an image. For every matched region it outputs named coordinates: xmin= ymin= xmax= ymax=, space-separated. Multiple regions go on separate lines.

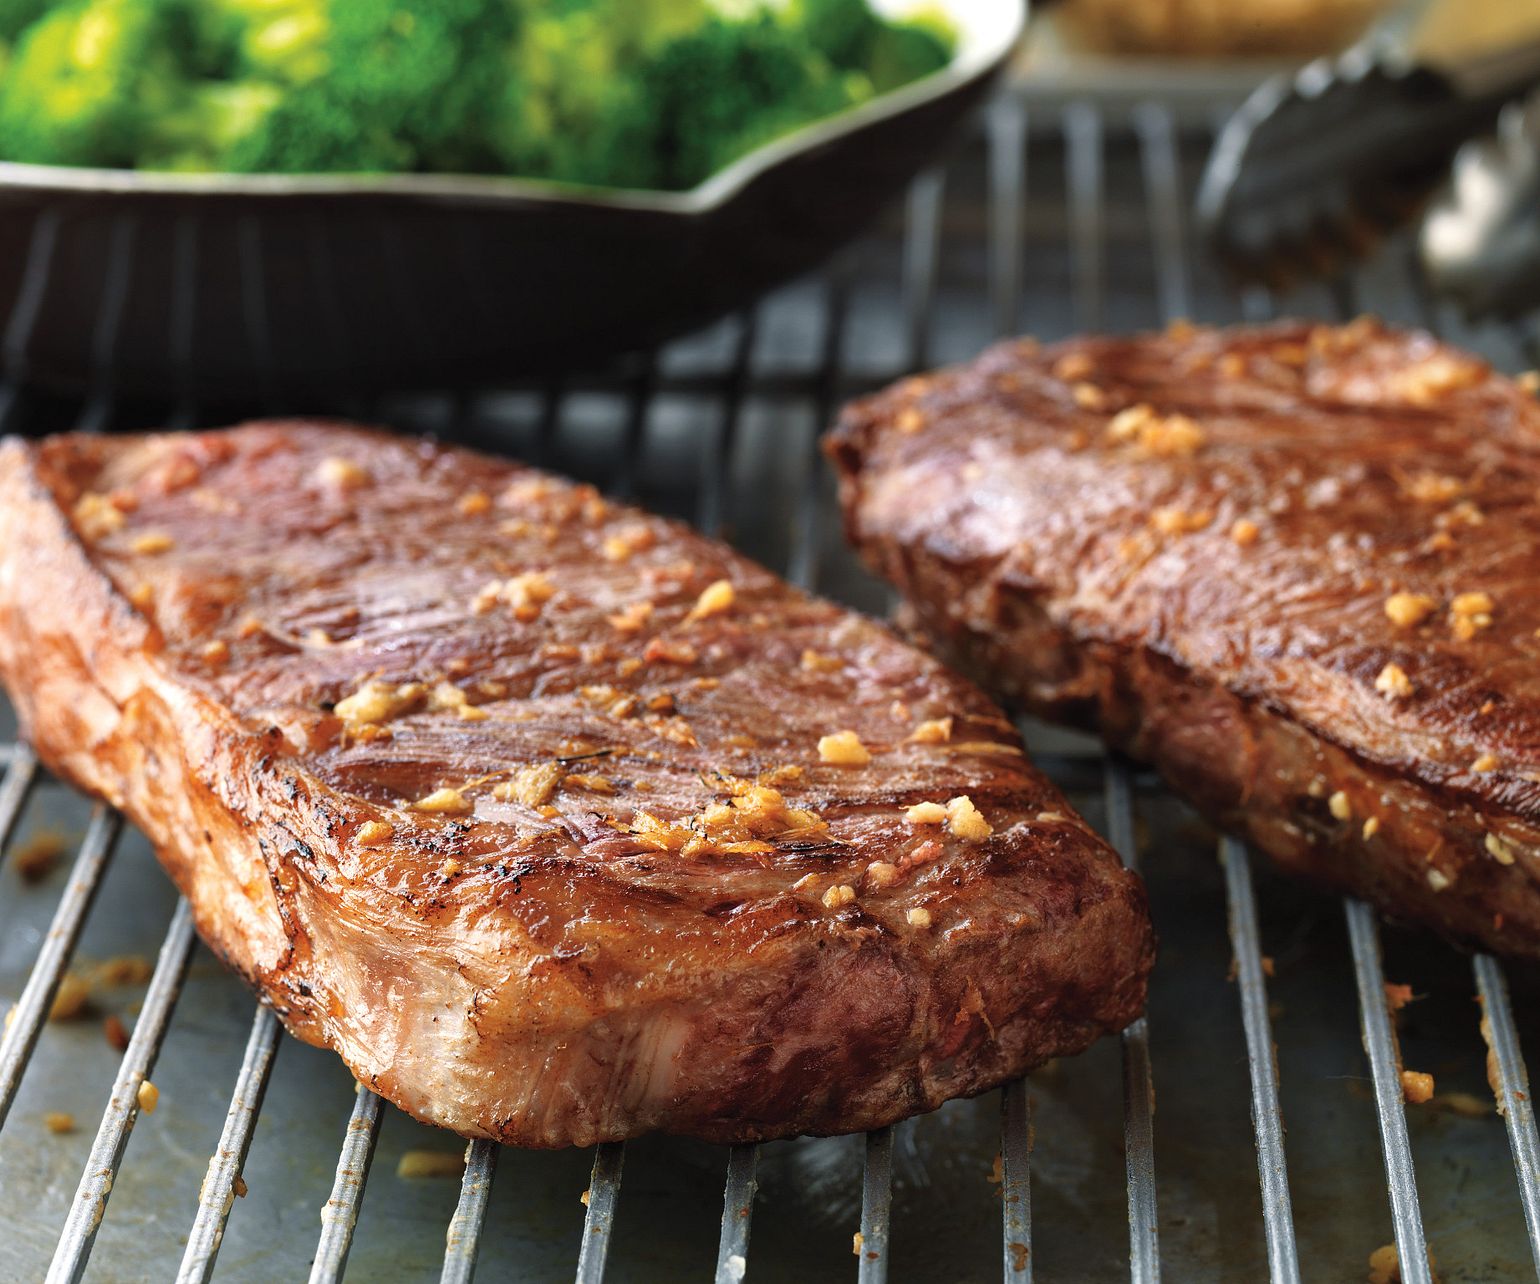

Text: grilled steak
xmin=0 ymin=422 xmax=1152 ymax=1147
xmin=829 ymin=319 xmax=1540 ymax=960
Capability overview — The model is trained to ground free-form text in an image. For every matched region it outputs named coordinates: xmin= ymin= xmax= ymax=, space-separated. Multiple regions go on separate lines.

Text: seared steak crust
xmin=829 ymin=319 xmax=1540 ymax=959
xmin=0 ymin=423 xmax=1151 ymax=1147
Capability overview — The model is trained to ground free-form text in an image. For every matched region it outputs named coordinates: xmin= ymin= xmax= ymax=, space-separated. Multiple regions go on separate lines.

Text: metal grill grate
xmin=0 ymin=85 xmax=1539 ymax=1282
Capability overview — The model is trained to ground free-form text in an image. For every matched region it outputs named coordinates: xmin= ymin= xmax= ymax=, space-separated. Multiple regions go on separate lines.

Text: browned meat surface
xmin=829 ymin=319 xmax=1540 ymax=960
xmin=0 ymin=422 xmax=1152 ymax=1147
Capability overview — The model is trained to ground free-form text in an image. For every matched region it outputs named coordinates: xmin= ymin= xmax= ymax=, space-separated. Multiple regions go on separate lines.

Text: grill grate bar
xmin=1001 ymin=1079 xmax=1033 ymax=1283
xmin=1219 ymin=836 xmax=1301 ymax=1283
xmin=441 ymin=1139 xmax=500 ymax=1284
xmin=0 ymin=806 xmax=121 ymax=1132
xmin=48 ymin=895 xmax=198 ymax=1284
xmin=177 ymin=1005 xmax=283 ymax=1284
xmin=1104 ymin=757 xmax=1160 ymax=1282
xmin=856 ymin=1123 xmax=895 ymax=1283
xmin=574 ymin=1141 xmax=625 ymax=1283
xmin=0 ymin=740 xmax=38 ymax=859
xmin=1343 ymin=900 xmax=1433 ymax=1284
xmin=1131 ymin=103 xmax=1192 ymax=324
xmin=786 ymin=271 xmax=851 ymax=592
xmin=988 ymin=96 xmax=1028 ymax=339
xmin=902 ymin=168 xmax=947 ymax=372
xmin=308 ymin=1086 xmax=385 ymax=1284
xmin=1063 ymin=102 xmax=1106 ymax=333
xmin=713 ymin=1143 xmax=760 ymax=1284
xmin=1472 ymin=954 xmax=1540 ymax=1272
xmin=696 ymin=311 xmax=758 ymax=538
xmin=0 ymin=210 xmax=61 ymax=427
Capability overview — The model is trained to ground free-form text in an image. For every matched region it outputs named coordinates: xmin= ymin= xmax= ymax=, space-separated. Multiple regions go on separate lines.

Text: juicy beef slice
xmin=0 ymin=422 xmax=1152 ymax=1147
xmin=829 ymin=319 xmax=1540 ymax=960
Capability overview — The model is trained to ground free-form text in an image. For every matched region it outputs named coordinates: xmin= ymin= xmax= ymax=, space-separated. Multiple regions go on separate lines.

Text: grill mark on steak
xmin=829 ymin=318 xmax=1540 ymax=960
xmin=0 ymin=421 xmax=1153 ymax=1146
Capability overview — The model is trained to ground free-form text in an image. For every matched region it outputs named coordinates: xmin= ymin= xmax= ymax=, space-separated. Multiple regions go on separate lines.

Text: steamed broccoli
xmin=0 ymin=0 xmax=957 ymax=186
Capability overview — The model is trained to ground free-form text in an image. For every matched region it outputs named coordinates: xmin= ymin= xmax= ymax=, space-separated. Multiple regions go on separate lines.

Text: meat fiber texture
xmin=830 ymin=318 xmax=1540 ymax=961
xmin=0 ymin=422 xmax=1152 ymax=1146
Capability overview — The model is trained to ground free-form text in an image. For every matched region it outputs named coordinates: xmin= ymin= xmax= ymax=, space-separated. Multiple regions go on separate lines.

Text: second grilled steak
xmin=829 ymin=319 xmax=1540 ymax=960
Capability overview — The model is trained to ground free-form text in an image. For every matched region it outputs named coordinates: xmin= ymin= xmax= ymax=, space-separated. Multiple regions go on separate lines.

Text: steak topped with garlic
xmin=829 ymin=319 xmax=1540 ymax=960
xmin=0 ymin=422 xmax=1152 ymax=1146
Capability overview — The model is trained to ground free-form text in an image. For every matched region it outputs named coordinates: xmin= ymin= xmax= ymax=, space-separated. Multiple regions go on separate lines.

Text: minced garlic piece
xmin=1520 ymin=370 xmax=1540 ymax=394
xmin=130 ymin=531 xmax=174 ymax=556
xmin=608 ymin=601 xmax=654 ymax=634
xmin=945 ymin=796 xmax=992 ymax=841
xmin=602 ymin=525 xmax=656 ymax=562
xmin=895 ymin=407 xmax=927 ymax=433
xmin=1486 ymin=833 xmax=1516 ymax=866
xmin=630 ymin=775 xmax=827 ymax=859
xmin=1394 ymin=354 xmax=1485 ymax=404
xmin=335 ymin=680 xmax=425 ymax=727
xmin=906 ymin=801 xmax=947 ymax=825
xmin=137 ymin=1080 xmax=159 ymax=1114
xmin=440 ymin=859 xmax=461 ymax=878
xmin=396 ymin=1150 xmax=464 ymax=1179
xmin=1363 ymin=817 xmax=1381 ymax=839
xmin=1402 ymin=472 xmax=1465 ymax=504
xmin=865 ymin=861 xmax=899 ymax=889
xmin=1384 ymin=592 xmax=1436 ymax=628
xmin=1472 ymin=753 xmax=1500 ymax=773
xmin=495 ymin=763 xmax=564 ymax=808
xmin=906 ymin=907 xmax=933 ymax=929
xmin=355 ymin=821 xmax=394 ymax=847
xmin=1072 ymin=382 xmax=1105 ymax=409
xmin=412 ymin=787 xmax=472 ymax=815
xmin=565 ymin=773 xmax=614 ymax=794
xmin=1150 ymin=506 xmax=1213 ymax=535
xmin=73 ymin=492 xmax=126 ymax=539
xmin=1449 ymin=590 xmax=1495 ymax=641
xmin=1374 ymin=662 xmax=1414 ymax=700
xmin=128 ymin=583 xmax=154 ymax=610
xmin=643 ymin=637 xmax=698 ymax=666
xmin=49 ymin=973 xmax=90 ymax=1021
xmin=1400 ymin=1070 xmax=1435 ymax=1104
xmin=685 ymin=579 xmax=735 ymax=623
xmin=800 ymin=649 xmax=843 ymax=674
xmin=456 ymin=490 xmax=491 ymax=516
xmin=1328 ymin=791 xmax=1352 ymax=821
xmin=1137 ymin=413 xmax=1205 ymax=457
xmin=1229 ymin=518 xmax=1259 ymax=546
xmin=201 ymin=639 xmax=230 ymax=666
xmin=1053 ymin=352 xmax=1093 ymax=381
xmin=1107 ymin=403 xmax=1155 ymax=442
xmin=818 ymin=730 xmax=870 ymax=766
xmin=315 ymin=457 xmax=369 ymax=490
xmin=909 ymin=717 xmax=953 ymax=744
xmin=503 ymin=572 xmax=555 ymax=612
xmin=822 ymin=884 xmax=857 ymax=909
xmin=1427 ymin=868 xmax=1453 ymax=892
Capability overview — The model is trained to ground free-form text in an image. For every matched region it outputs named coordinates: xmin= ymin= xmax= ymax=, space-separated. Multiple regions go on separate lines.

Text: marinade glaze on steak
xmin=0 ymin=423 xmax=1152 ymax=1147
xmin=830 ymin=319 xmax=1540 ymax=960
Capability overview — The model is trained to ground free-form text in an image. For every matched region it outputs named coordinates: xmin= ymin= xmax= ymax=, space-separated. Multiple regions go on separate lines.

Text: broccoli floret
xmin=602 ymin=12 xmax=861 ymax=190
xmin=867 ymin=17 xmax=951 ymax=93
xmin=221 ymin=0 xmax=514 ymax=173
xmin=137 ymin=77 xmax=279 ymax=169
xmin=0 ymin=0 xmax=182 ymax=166
xmin=191 ymin=0 xmax=326 ymax=83
xmin=786 ymin=0 xmax=880 ymax=71
xmin=0 ymin=0 xmax=53 ymax=42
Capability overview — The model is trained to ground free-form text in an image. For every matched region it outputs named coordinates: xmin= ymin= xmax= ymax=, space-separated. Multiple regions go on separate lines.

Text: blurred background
xmin=3 ymin=2 xmax=1540 ymax=1281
